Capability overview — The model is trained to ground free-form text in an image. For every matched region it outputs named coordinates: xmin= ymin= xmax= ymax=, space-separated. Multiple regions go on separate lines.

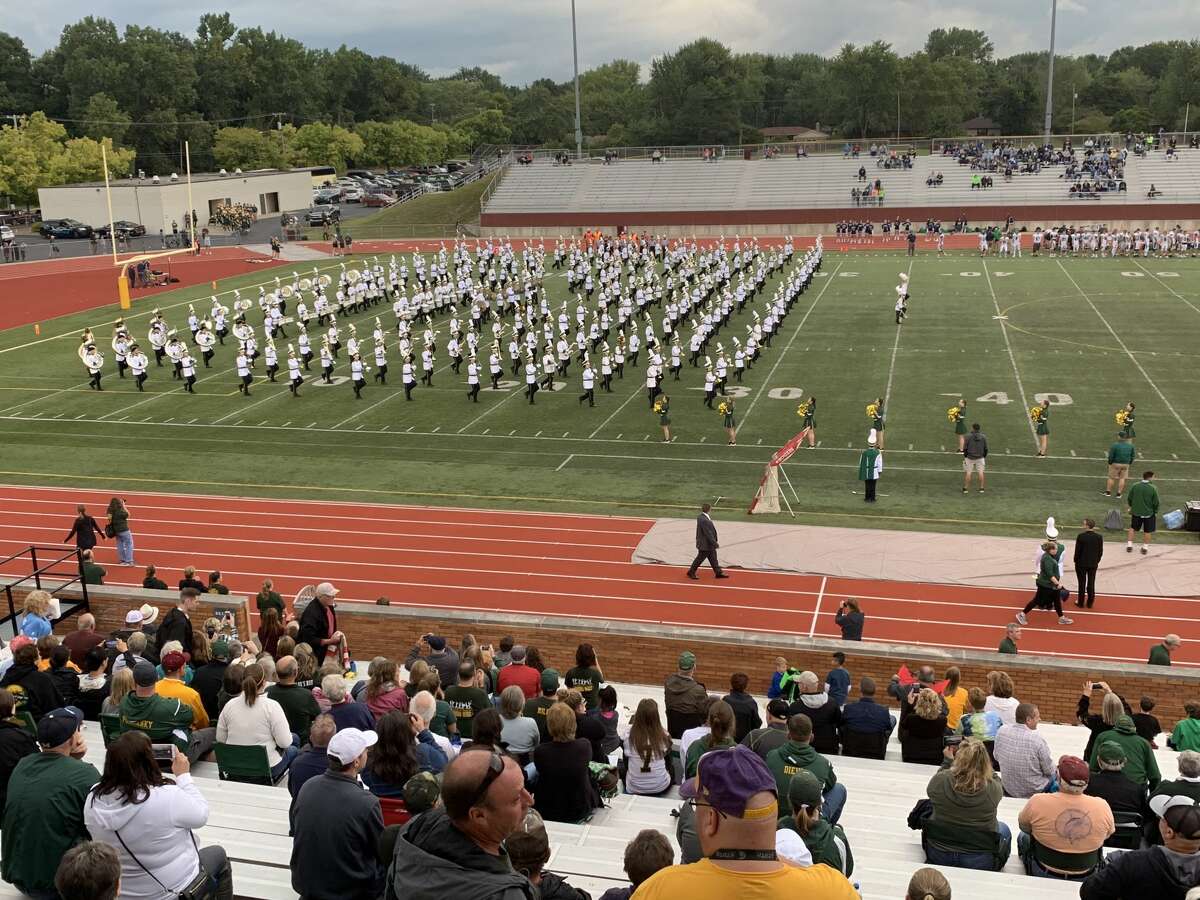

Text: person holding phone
xmin=84 ymin=731 xmax=233 ymax=899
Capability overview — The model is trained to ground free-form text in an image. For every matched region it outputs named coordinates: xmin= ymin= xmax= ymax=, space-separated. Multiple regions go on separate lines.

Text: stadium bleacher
xmin=24 ymin=673 xmax=1180 ymax=900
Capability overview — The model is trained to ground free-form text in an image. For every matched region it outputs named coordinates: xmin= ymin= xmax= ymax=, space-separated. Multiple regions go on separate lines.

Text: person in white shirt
xmin=350 ymin=354 xmax=366 ymax=399
xmin=264 ymin=341 xmax=279 ymax=382
xmin=180 ymin=352 xmax=196 ymax=393
xmin=578 ymin=361 xmax=596 ymax=407
xmin=128 ymin=345 xmax=149 ymax=392
xmin=488 ymin=347 xmax=502 ymax=389
xmin=235 ymin=351 xmax=252 ymax=396
xmin=524 ymin=355 xmax=539 ymax=404
xmin=319 ymin=341 xmax=334 ymax=383
xmin=420 ymin=346 xmax=434 ymax=386
xmin=287 ymin=349 xmax=303 ymax=396
xmin=373 ymin=342 xmax=388 ymax=384
xmin=216 ymin=662 xmax=297 ymax=780
xmin=402 ymin=356 xmax=416 ymax=401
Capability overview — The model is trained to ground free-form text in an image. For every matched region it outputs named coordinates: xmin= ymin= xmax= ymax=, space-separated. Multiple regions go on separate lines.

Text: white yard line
xmin=808 ymin=575 xmax=827 ymax=637
xmin=555 ymin=453 xmax=575 ymax=472
xmin=456 ymin=383 xmax=525 ymax=433
xmin=1132 ymin=260 xmax=1200 ymax=316
xmin=983 ymin=259 xmax=1039 ymax=450
xmin=587 ymin=379 xmax=647 ymax=439
xmin=332 ymin=360 xmax=456 ymax=430
xmin=738 ymin=260 xmax=845 ymax=432
xmin=1056 ymin=260 xmax=1200 ymax=450
xmin=880 ymin=258 xmax=914 ymax=415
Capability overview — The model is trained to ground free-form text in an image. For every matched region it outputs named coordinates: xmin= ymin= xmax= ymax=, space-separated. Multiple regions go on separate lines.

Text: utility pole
xmin=1070 ymin=85 xmax=1077 ymax=136
xmin=571 ymin=0 xmax=583 ymax=160
xmin=1043 ymin=0 xmax=1057 ymax=143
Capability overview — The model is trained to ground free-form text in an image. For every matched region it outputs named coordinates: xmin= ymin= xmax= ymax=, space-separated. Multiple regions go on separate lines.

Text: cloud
xmin=3 ymin=0 xmax=1190 ymax=85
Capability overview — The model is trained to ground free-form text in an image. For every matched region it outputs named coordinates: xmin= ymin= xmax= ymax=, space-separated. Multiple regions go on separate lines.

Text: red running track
xmin=1 ymin=484 xmax=1195 ymax=666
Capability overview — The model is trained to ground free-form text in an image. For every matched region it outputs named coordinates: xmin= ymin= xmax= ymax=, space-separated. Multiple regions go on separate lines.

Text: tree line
xmin=1 ymin=15 xmax=1199 ymax=190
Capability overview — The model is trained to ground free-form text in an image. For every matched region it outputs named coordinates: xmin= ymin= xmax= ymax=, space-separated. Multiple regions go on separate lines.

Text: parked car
xmin=341 ymin=187 xmax=363 ymax=202
xmin=306 ymin=206 xmax=340 ymax=226
xmin=361 ymin=193 xmax=395 ymax=208
xmin=94 ymin=220 xmax=147 ymax=238
xmin=39 ymin=218 xmax=94 ymax=239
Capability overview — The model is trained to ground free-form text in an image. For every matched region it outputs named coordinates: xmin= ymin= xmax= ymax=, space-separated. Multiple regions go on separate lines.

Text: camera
xmin=943 ymin=734 xmax=963 ymax=748
xmin=151 ymin=744 xmax=175 ymax=763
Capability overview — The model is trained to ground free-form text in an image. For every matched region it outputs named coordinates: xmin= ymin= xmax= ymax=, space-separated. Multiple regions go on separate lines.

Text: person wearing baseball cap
xmin=404 ymin=633 xmax=460 ymax=690
xmin=155 ymin=649 xmax=210 ymax=731
xmin=298 ymin=581 xmax=347 ymax=665
xmin=1086 ymin=740 xmax=1147 ymax=821
xmin=118 ymin=660 xmax=203 ymax=761
xmin=290 ymin=727 xmax=384 ymax=900
xmin=664 ymin=650 xmax=709 ymax=739
xmin=1080 ymin=793 xmax=1200 ymax=897
xmin=777 ymin=769 xmax=850 ymax=874
xmin=0 ymin=706 xmax=100 ymax=898
xmin=1088 ymin=713 xmax=1161 ymax=792
xmin=524 ymin=668 xmax=561 ymax=741
xmin=638 ymin=745 xmax=857 ymax=899
xmin=1016 ymin=754 xmax=1113 ymax=878
xmin=742 ymin=697 xmax=793 ymax=760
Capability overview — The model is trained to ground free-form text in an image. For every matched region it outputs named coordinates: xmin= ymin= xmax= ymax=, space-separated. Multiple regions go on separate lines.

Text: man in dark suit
xmin=1074 ymin=517 xmax=1104 ymax=609
xmin=686 ymin=503 xmax=729 ymax=580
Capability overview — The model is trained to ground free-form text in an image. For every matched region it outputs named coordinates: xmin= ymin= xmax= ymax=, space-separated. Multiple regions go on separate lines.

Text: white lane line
xmin=457 ymin=385 xmax=522 ymax=433
xmin=555 ymin=454 xmax=575 ymax=472
xmin=808 ymin=575 xmax=827 ymax=637
xmin=738 ymin=260 xmax=844 ymax=432
xmin=1132 ymin=260 xmax=1200 ymax=316
xmin=1057 ymin=260 xmax=1200 ymax=450
xmin=881 ymin=259 xmax=914 ymax=416
xmin=983 ymin=259 xmax=1039 ymax=450
xmin=212 ymin=388 xmax=284 ymax=425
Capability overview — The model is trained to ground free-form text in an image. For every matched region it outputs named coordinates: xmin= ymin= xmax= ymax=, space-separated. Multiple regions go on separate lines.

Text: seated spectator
xmin=523 ymin=668 xmax=560 ymax=741
xmin=76 ymin=648 xmax=109 ymax=719
xmin=257 ymin=607 xmax=285 ymax=658
xmin=498 ymin=645 xmax=541 ymax=701
xmin=1088 ymin=740 xmax=1149 ymax=825
xmin=0 ymin=706 xmax=100 ymax=898
xmin=788 ymin=670 xmax=841 ymax=755
xmin=766 ymin=714 xmax=847 ymax=823
xmin=288 ymin=713 xmax=336 ymax=803
xmin=664 ymin=650 xmax=708 ymax=738
xmin=175 ymin=566 xmax=203 ymax=592
xmin=362 ymin=710 xmax=447 ymax=798
xmin=597 ymin=829 xmax=674 ymax=900
xmin=1080 ymin=794 xmax=1200 ymax=897
xmin=984 ymin=670 xmax=1019 ymax=725
xmin=622 ymin=698 xmax=673 ymax=796
xmin=1170 ymin=701 xmax=1200 ymax=752
xmin=1135 ymin=696 xmax=1162 ymax=747
xmin=742 ymin=697 xmax=791 ymax=760
xmin=83 ymin=731 xmax=233 ymax=900
xmin=492 ymin=635 xmax=514 ymax=669
xmin=532 ymin=702 xmax=598 ymax=823
xmin=906 ymin=867 xmax=951 ymax=900
xmin=268 ymin=655 xmax=321 ymax=743
xmin=155 ymin=650 xmax=214 ymax=757
xmin=207 ymin=571 xmax=229 ymax=595
xmin=684 ymin=699 xmax=737 ymax=778
xmin=1 ymin=638 xmax=64 ymax=720
xmin=681 ymin=697 xmax=719 ymax=763
xmin=900 ymin=688 xmax=949 ymax=765
xmin=942 ymin=667 xmax=968 ymax=731
xmin=564 ymin=643 xmax=604 ymax=710
xmin=1152 ymin=751 xmax=1200 ymax=809
xmin=839 ymin=677 xmax=895 ymax=759
xmin=505 ymin=809 xmax=591 ymax=900
xmin=62 ymin=613 xmax=106 ymax=667
xmin=995 ymin=703 xmax=1055 ymax=797
xmin=322 ymin=673 xmax=375 ymax=732
xmin=445 ymin=662 xmax=491 ymax=741
xmin=1018 ymin=756 xmax=1114 ymax=878
xmin=563 ymin=689 xmax=608 ymax=763
xmin=722 ymin=672 xmax=762 ymax=742
xmin=401 ymin=770 xmax=442 ymax=817
xmin=1089 ymin=713 xmax=1160 ymax=791
xmin=216 ymin=661 xmax=296 ymax=779
xmin=778 ymin=769 xmax=854 ymax=875
xmin=924 ymin=737 xmax=1009 ymax=870
xmin=101 ymin=667 xmax=134 ymax=717
xmin=54 ymin=841 xmax=121 ymax=900
xmin=464 ymin=644 xmax=498 ymax=697
xmin=404 ymin=633 xmax=460 ymax=690
xmin=588 ymin=684 xmax=621 ymax=756
xmin=410 ymin=690 xmax=456 ymax=761
xmin=388 ymin=751 xmax=535 ymax=898
xmin=290 ymin=728 xmax=384 ymax=900
xmin=888 ymin=664 xmax=943 ymax=707
xmin=19 ymin=590 xmax=54 ymax=640
xmin=46 ymin=646 xmax=80 ymax=707
xmin=0 ymin=688 xmax=37 ymax=812
xmin=959 ymin=685 xmax=1003 ymax=746
xmin=192 ymin=638 xmax=230 ymax=720
xmin=499 ymin=686 xmax=540 ymax=760
xmin=468 ymin=707 xmax=504 ymax=752
xmin=826 ymin=652 xmax=851 ymax=707
xmin=1078 ymin=681 xmax=1132 ymax=760
xmin=364 ymin=658 xmax=408 ymax=720
xmin=524 ymin=646 xmax=547 ymax=673
xmin=641 ymin=745 xmax=858 ymax=899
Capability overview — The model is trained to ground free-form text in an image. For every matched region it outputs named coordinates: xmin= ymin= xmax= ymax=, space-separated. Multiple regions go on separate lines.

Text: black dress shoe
xmin=686 ymin=573 xmax=699 ymax=580
xmin=715 ymin=573 xmax=731 ymax=579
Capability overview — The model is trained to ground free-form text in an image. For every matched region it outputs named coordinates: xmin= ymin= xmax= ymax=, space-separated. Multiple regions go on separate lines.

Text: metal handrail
xmin=0 ymin=545 xmax=89 ymax=629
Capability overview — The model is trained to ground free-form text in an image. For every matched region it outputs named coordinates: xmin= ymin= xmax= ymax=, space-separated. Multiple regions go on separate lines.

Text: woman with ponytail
xmin=216 ymin=661 xmax=298 ymax=779
xmin=906 ymin=867 xmax=951 ymax=900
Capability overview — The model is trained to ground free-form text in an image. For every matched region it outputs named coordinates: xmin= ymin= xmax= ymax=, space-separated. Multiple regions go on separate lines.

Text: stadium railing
xmin=0 ymin=545 xmax=90 ymax=634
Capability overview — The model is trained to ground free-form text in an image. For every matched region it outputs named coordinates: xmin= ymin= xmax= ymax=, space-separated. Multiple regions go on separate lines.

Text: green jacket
xmin=0 ymin=752 xmax=100 ymax=893
xmin=119 ymin=691 xmax=194 ymax=751
xmin=1127 ymin=480 xmax=1160 ymax=518
xmin=82 ymin=561 xmax=106 ymax=585
xmin=1088 ymin=724 xmax=1160 ymax=789
xmin=857 ymin=448 xmax=881 ymax=482
xmin=765 ymin=739 xmax=836 ymax=815
xmin=1171 ymin=718 xmax=1200 ymax=752
xmin=1035 ymin=550 xmax=1059 ymax=589
xmin=1108 ymin=441 xmax=1136 ymax=465
xmin=777 ymin=815 xmax=854 ymax=875
xmin=998 ymin=637 xmax=1018 ymax=654
xmin=1149 ymin=643 xmax=1173 ymax=666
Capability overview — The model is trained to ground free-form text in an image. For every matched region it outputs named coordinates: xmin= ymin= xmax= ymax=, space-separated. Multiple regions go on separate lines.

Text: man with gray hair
xmin=322 ymin=674 xmax=373 ymax=732
xmin=1149 ymin=634 xmax=1182 ymax=666
xmin=269 ymin=655 xmax=321 ymax=744
xmin=62 ymin=613 xmax=104 ymax=667
xmin=411 ymin=691 xmax=456 ymax=760
xmin=298 ymin=582 xmax=346 ymax=665
xmin=288 ymin=713 xmax=336 ymax=803
xmin=786 ymin=671 xmax=842 ymax=754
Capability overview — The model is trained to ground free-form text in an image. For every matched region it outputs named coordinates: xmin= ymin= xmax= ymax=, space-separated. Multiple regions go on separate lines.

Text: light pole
xmin=1070 ymin=86 xmax=1077 ymax=136
xmin=1043 ymin=0 xmax=1057 ymax=143
xmin=571 ymin=0 xmax=583 ymax=160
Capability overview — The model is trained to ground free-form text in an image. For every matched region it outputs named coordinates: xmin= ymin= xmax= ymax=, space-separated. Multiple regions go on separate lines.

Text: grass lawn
xmin=1 ymin=248 xmax=1199 ymax=540
xmin=308 ymin=172 xmax=499 ymax=239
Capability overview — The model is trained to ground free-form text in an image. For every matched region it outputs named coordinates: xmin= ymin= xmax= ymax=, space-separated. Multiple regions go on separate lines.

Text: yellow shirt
xmin=944 ymin=687 xmax=969 ymax=730
xmin=156 ymin=677 xmax=209 ymax=729
xmin=632 ymin=859 xmax=857 ymax=900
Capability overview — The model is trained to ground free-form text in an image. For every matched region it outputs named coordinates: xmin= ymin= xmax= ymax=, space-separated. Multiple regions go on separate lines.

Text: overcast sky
xmin=6 ymin=0 xmax=1191 ymax=83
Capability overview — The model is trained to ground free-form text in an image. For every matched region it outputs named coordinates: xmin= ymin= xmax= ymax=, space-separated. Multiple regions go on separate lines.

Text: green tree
xmin=648 ymin=38 xmax=744 ymax=144
xmin=454 ymin=108 xmax=511 ymax=147
xmin=0 ymin=112 xmax=134 ymax=205
xmin=80 ymin=93 xmax=132 ymax=144
xmin=355 ymin=119 xmax=450 ymax=167
xmin=0 ymin=32 xmax=37 ymax=113
xmin=213 ymin=126 xmax=287 ymax=170
xmin=287 ymin=122 xmax=364 ymax=169
xmin=830 ymin=42 xmax=901 ymax=137
xmin=925 ymin=28 xmax=994 ymax=64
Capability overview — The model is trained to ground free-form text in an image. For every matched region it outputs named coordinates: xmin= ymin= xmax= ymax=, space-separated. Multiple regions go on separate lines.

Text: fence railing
xmin=0 ymin=545 xmax=89 ymax=633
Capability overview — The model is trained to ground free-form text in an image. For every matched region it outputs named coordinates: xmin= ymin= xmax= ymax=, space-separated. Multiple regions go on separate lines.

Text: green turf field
xmin=1 ymin=248 xmax=1198 ymax=539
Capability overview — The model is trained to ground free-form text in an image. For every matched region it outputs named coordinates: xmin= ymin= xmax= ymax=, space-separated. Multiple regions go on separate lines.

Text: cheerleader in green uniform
xmin=658 ymin=394 xmax=673 ymax=443
xmin=1119 ymin=402 xmax=1136 ymax=440
xmin=799 ymin=396 xmax=817 ymax=448
xmin=1036 ymin=397 xmax=1050 ymax=457
xmin=954 ymin=398 xmax=967 ymax=451
xmin=722 ymin=397 xmax=737 ymax=445
xmin=872 ymin=397 xmax=885 ymax=449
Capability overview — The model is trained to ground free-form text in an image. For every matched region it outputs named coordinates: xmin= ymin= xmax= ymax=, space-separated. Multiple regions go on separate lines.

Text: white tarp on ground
xmin=633 ymin=518 xmax=1200 ymax=597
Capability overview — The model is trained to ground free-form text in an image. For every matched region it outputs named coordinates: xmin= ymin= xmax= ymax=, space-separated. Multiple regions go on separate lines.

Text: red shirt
xmin=498 ymin=663 xmax=540 ymax=700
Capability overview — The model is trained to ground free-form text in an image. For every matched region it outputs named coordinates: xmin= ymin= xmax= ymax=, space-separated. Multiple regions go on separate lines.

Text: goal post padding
xmin=747 ymin=431 xmax=806 ymax=515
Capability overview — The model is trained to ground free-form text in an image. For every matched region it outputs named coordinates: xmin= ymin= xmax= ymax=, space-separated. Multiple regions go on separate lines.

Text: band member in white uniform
xmin=466 ymin=357 xmax=481 ymax=402
xmin=402 ymin=355 xmax=416 ymax=401
xmin=264 ymin=341 xmax=279 ymax=381
xmin=350 ymin=354 xmax=366 ymax=399
xmin=578 ymin=361 xmax=596 ymax=407
xmin=236 ymin=351 xmax=253 ymax=395
xmin=488 ymin=347 xmax=502 ymax=390
xmin=129 ymin=345 xmax=149 ymax=392
xmin=298 ymin=329 xmax=312 ymax=370
xmin=287 ymin=349 xmax=303 ymax=396
xmin=85 ymin=346 xmax=104 ymax=391
xmin=421 ymin=346 xmax=434 ymax=386
xmin=373 ymin=342 xmax=388 ymax=384
xmin=524 ymin=354 xmax=539 ymax=404
xmin=114 ymin=335 xmax=129 ymax=378
xmin=180 ymin=351 xmax=197 ymax=393
xmin=319 ymin=341 xmax=334 ymax=383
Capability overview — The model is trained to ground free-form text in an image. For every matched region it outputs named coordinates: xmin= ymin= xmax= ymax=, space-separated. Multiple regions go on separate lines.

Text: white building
xmin=37 ymin=169 xmax=312 ymax=235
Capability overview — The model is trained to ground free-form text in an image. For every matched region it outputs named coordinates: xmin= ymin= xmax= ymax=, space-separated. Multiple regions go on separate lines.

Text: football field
xmin=1 ymin=247 xmax=1198 ymax=539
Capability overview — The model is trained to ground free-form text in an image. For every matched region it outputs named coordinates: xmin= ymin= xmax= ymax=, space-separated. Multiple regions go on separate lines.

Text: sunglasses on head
xmin=468 ymin=751 xmax=506 ymax=809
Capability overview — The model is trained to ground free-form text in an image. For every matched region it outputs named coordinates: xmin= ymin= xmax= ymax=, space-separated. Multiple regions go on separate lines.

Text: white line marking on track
xmin=808 ymin=576 xmax=827 ymax=637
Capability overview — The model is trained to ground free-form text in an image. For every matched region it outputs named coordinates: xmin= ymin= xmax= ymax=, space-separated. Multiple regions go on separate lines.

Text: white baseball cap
xmin=327 ymin=728 xmax=377 ymax=765
xmin=316 ymin=581 xmax=340 ymax=597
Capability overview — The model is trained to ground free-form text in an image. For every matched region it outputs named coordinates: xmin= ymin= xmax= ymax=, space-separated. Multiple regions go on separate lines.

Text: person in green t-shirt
xmin=442 ymin=661 xmax=491 ymax=741
xmin=1105 ymin=434 xmax=1136 ymax=498
xmin=1126 ymin=471 xmax=1160 ymax=554
xmin=1148 ymin=634 xmax=1180 ymax=667
xmin=255 ymin=579 xmax=286 ymax=619
xmin=565 ymin=644 xmax=604 ymax=711
xmin=998 ymin=623 xmax=1021 ymax=654
xmin=81 ymin=549 xmax=106 ymax=585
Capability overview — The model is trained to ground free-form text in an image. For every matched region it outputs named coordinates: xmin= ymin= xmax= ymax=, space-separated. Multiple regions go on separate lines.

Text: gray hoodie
xmin=388 ymin=808 xmax=535 ymax=900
